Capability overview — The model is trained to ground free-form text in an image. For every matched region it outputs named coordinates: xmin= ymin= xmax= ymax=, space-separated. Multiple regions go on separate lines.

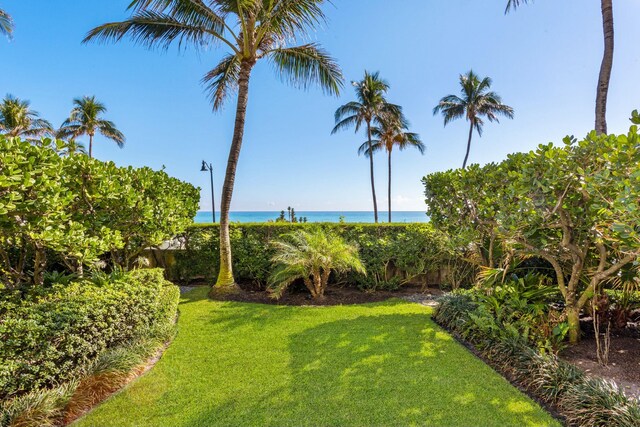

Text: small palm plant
xmin=269 ymin=229 xmax=365 ymax=300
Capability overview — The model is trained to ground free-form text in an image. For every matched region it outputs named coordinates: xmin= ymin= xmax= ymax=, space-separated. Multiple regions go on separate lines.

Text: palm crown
xmin=85 ymin=0 xmax=343 ymax=111
xmin=359 ymin=113 xmax=424 ymax=158
xmin=434 ymin=70 xmax=513 ymax=168
xmin=57 ymin=96 xmax=125 ymax=158
xmin=0 ymin=94 xmax=53 ymax=139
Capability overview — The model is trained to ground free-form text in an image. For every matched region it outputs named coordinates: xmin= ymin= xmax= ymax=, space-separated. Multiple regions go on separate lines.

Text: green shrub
xmin=171 ymin=223 xmax=449 ymax=290
xmin=0 ymin=269 xmax=179 ymax=400
xmin=435 ymin=292 xmax=640 ymax=427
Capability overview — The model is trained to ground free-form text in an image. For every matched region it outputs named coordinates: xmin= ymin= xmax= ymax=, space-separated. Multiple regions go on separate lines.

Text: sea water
xmin=194 ymin=211 xmax=428 ymax=224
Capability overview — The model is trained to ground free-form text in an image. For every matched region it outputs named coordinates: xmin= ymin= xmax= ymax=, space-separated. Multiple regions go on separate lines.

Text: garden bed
xmin=185 ymin=281 xmax=444 ymax=306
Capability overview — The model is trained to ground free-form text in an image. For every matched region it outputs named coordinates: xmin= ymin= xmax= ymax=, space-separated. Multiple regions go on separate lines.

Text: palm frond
xmin=202 ymin=53 xmax=242 ymax=111
xmin=268 ymin=43 xmax=343 ymax=96
xmin=0 ymin=8 xmax=14 ymax=38
xmin=505 ymin=0 xmax=532 ymax=14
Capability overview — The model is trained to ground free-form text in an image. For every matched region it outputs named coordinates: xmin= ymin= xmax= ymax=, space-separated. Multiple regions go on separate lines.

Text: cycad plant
xmin=269 ymin=229 xmax=365 ymax=300
xmin=332 ymin=71 xmax=400 ymax=223
xmin=0 ymin=94 xmax=53 ymax=139
xmin=57 ymin=96 xmax=125 ymax=158
xmin=85 ymin=0 xmax=343 ymax=291
xmin=359 ymin=112 xmax=424 ymax=222
xmin=434 ymin=70 xmax=513 ymax=169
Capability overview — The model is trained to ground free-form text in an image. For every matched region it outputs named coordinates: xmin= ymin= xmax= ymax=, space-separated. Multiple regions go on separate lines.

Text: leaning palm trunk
xmin=217 ymin=61 xmax=254 ymax=289
xmin=595 ymin=0 xmax=614 ymax=135
xmin=387 ymin=150 xmax=392 ymax=223
xmin=463 ymin=121 xmax=474 ymax=169
xmin=367 ymin=122 xmax=379 ymax=223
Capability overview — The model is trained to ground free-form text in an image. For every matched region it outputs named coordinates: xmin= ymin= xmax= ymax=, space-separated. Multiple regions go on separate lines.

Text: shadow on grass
xmin=183 ymin=305 xmax=554 ymax=427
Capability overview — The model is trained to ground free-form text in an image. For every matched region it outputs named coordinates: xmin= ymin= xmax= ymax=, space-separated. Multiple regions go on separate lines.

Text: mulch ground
xmin=181 ymin=282 xmax=444 ymax=306
xmin=561 ymin=333 xmax=640 ymax=398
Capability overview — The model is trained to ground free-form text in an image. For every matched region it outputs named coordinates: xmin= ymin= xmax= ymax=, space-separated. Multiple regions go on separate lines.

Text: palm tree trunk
xmin=89 ymin=134 xmax=93 ymax=158
xmin=463 ymin=121 xmax=474 ymax=169
xmin=215 ymin=60 xmax=255 ymax=291
xmin=388 ymin=150 xmax=392 ymax=223
xmin=595 ymin=0 xmax=614 ymax=135
xmin=367 ymin=121 xmax=379 ymax=223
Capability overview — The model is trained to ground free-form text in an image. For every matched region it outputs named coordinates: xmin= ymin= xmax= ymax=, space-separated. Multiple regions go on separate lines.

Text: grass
xmin=74 ymin=287 xmax=560 ymax=427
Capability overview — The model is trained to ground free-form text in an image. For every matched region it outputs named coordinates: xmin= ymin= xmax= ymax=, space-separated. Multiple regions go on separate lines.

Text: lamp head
xmin=200 ymin=161 xmax=208 ymax=172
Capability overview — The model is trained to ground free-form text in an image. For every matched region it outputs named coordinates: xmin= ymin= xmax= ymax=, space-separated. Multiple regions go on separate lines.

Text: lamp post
xmin=200 ymin=161 xmax=216 ymax=223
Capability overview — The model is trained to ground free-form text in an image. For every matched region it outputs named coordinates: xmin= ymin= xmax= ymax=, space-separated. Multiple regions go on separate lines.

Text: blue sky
xmin=2 ymin=0 xmax=640 ymax=211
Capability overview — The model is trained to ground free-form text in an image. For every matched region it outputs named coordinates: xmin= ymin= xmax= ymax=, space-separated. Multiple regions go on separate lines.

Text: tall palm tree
xmin=506 ymin=0 xmax=613 ymax=135
xmin=85 ymin=0 xmax=343 ymax=291
xmin=359 ymin=112 xmax=424 ymax=223
xmin=434 ymin=70 xmax=514 ymax=169
xmin=0 ymin=94 xmax=53 ymax=139
xmin=332 ymin=71 xmax=399 ymax=223
xmin=57 ymin=96 xmax=125 ymax=158
xmin=0 ymin=8 xmax=13 ymax=39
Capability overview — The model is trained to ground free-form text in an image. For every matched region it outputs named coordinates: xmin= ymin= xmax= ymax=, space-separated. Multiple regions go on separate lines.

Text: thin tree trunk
xmin=89 ymin=134 xmax=93 ymax=158
xmin=388 ymin=150 xmax=392 ymax=223
xmin=463 ymin=121 xmax=474 ymax=169
xmin=595 ymin=0 xmax=614 ymax=135
xmin=367 ymin=121 xmax=379 ymax=223
xmin=215 ymin=60 xmax=254 ymax=290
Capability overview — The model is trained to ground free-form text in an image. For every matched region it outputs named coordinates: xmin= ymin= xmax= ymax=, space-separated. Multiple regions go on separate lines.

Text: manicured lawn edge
xmin=432 ymin=315 xmax=565 ymax=425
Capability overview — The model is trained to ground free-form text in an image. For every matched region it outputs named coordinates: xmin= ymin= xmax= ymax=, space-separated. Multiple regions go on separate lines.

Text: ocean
xmin=194 ymin=211 xmax=429 ymax=224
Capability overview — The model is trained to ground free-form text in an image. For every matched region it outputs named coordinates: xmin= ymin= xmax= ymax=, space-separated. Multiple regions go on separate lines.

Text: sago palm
xmin=85 ymin=0 xmax=343 ymax=291
xmin=0 ymin=94 xmax=53 ymax=139
xmin=506 ymin=0 xmax=613 ymax=135
xmin=359 ymin=113 xmax=424 ymax=223
xmin=0 ymin=8 xmax=13 ymax=39
xmin=269 ymin=229 xmax=365 ymax=300
xmin=434 ymin=70 xmax=513 ymax=169
xmin=332 ymin=71 xmax=400 ymax=223
xmin=57 ymin=96 xmax=125 ymax=158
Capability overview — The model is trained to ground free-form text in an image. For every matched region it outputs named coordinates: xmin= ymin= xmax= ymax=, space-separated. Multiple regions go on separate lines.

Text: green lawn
xmin=75 ymin=287 xmax=559 ymax=427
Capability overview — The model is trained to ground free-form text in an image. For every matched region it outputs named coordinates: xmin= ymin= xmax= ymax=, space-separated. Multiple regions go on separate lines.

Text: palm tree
xmin=85 ymin=0 xmax=343 ymax=291
xmin=434 ymin=70 xmax=514 ymax=169
xmin=0 ymin=8 xmax=13 ymax=39
xmin=57 ymin=96 xmax=125 ymax=158
xmin=506 ymin=0 xmax=613 ymax=135
xmin=359 ymin=113 xmax=424 ymax=223
xmin=332 ymin=71 xmax=400 ymax=223
xmin=269 ymin=229 xmax=365 ymax=300
xmin=0 ymin=94 xmax=53 ymax=139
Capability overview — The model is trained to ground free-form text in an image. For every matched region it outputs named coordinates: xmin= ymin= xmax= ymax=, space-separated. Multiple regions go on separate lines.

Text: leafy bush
xmin=269 ymin=229 xmax=365 ymax=299
xmin=171 ymin=223 xmax=450 ymax=290
xmin=0 ymin=136 xmax=199 ymax=287
xmin=0 ymin=269 xmax=179 ymax=400
xmin=434 ymin=293 xmax=640 ymax=427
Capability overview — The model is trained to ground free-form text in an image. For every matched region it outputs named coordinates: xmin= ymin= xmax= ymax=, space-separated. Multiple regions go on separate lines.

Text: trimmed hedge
xmin=169 ymin=223 xmax=450 ymax=290
xmin=434 ymin=293 xmax=640 ymax=427
xmin=0 ymin=269 xmax=179 ymax=400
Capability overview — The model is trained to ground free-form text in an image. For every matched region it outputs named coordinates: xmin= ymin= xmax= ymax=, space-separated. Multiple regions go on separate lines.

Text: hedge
xmin=434 ymin=293 xmax=640 ymax=427
xmin=0 ymin=269 xmax=179 ymax=400
xmin=168 ymin=223 xmax=450 ymax=290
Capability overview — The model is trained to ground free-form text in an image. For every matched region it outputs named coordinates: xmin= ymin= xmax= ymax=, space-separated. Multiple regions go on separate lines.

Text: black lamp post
xmin=200 ymin=160 xmax=216 ymax=223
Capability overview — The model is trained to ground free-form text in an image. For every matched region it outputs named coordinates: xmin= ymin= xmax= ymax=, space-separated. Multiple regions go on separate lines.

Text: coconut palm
xmin=332 ymin=71 xmax=400 ymax=223
xmin=57 ymin=96 xmax=125 ymax=158
xmin=0 ymin=8 xmax=13 ymax=39
xmin=0 ymin=94 xmax=53 ymax=139
xmin=434 ymin=70 xmax=514 ymax=169
xmin=506 ymin=0 xmax=613 ymax=135
xmin=359 ymin=113 xmax=424 ymax=223
xmin=269 ymin=229 xmax=365 ymax=300
xmin=85 ymin=0 xmax=343 ymax=291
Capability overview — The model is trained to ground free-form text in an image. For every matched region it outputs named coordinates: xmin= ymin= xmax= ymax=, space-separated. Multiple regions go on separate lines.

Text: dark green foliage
xmin=435 ymin=293 xmax=640 ymax=427
xmin=0 ymin=269 xmax=179 ymax=400
xmin=171 ymin=223 xmax=449 ymax=291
